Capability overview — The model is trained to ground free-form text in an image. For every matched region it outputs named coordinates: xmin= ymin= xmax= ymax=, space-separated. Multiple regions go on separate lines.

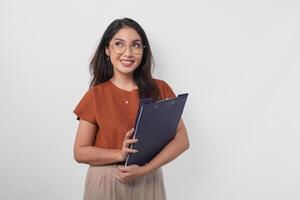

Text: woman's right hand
xmin=118 ymin=128 xmax=139 ymax=161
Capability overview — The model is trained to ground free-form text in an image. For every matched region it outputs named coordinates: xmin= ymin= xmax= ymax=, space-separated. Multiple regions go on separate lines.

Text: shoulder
xmin=89 ymin=80 xmax=111 ymax=94
xmin=153 ymin=78 xmax=176 ymax=99
xmin=153 ymin=78 xmax=170 ymax=88
xmin=78 ymin=80 xmax=112 ymax=104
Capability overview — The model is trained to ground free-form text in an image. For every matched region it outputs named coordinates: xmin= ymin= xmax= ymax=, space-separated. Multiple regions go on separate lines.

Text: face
xmin=105 ymin=27 xmax=144 ymax=77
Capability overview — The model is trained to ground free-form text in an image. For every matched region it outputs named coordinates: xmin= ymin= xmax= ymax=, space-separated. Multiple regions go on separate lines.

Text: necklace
xmin=110 ymin=79 xmax=137 ymax=105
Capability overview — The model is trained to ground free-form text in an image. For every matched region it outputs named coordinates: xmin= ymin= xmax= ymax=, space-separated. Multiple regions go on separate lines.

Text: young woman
xmin=73 ymin=18 xmax=189 ymax=200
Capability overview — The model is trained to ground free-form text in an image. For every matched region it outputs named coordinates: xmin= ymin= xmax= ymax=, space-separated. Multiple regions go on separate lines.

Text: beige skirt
xmin=83 ymin=164 xmax=166 ymax=200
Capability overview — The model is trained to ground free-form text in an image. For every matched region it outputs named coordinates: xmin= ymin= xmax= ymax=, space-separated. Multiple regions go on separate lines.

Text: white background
xmin=1 ymin=0 xmax=300 ymax=199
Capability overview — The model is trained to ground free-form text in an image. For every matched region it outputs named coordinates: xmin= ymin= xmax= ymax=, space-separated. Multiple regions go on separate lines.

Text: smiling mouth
xmin=120 ymin=60 xmax=135 ymax=67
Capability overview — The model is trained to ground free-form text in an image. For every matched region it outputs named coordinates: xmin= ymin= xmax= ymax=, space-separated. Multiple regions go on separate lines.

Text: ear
xmin=105 ymin=47 xmax=110 ymax=56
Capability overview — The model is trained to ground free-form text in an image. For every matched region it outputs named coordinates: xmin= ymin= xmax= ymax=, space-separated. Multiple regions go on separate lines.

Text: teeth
xmin=121 ymin=60 xmax=134 ymax=64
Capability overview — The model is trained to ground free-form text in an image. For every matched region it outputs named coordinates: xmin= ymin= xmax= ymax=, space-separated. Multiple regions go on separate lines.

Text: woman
xmin=73 ymin=17 xmax=189 ymax=200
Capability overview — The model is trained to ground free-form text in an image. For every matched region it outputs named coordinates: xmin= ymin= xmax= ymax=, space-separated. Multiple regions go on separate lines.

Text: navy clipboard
xmin=125 ymin=93 xmax=188 ymax=166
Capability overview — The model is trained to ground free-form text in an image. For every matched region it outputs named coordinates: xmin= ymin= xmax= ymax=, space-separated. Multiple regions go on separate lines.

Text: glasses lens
xmin=112 ymin=41 xmax=125 ymax=54
xmin=131 ymin=42 xmax=144 ymax=55
xmin=111 ymin=41 xmax=144 ymax=55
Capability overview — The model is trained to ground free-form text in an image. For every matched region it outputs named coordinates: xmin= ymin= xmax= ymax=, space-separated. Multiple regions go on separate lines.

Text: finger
xmin=120 ymin=173 xmax=133 ymax=183
xmin=116 ymin=174 xmax=120 ymax=180
xmin=124 ymin=148 xmax=138 ymax=153
xmin=118 ymin=166 xmax=129 ymax=172
xmin=117 ymin=176 xmax=128 ymax=183
xmin=124 ymin=138 xmax=138 ymax=146
xmin=116 ymin=170 xmax=126 ymax=178
xmin=117 ymin=167 xmax=128 ymax=175
xmin=124 ymin=128 xmax=135 ymax=139
xmin=118 ymin=166 xmax=135 ymax=173
xmin=116 ymin=175 xmax=124 ymax=182
xmin=126 ymin=128 xmax=134 ymax=136
xmin=123 ymin=139 xmax=138 ymax=149
xmin=117 ymin=166 xmax=123 ymax=173
xmin=117 ymin=170 xmax=131 ymax=181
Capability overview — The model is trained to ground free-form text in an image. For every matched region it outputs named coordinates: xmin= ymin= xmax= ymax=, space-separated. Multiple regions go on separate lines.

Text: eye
xmin=132 ymin=42 xmax=142 ymax=48
xmin=114 ymin=41 xmax=124 ymax=48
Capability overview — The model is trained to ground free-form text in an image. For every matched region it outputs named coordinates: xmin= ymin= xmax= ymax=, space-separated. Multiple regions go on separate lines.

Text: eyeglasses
xmin=109 ymin=40 xmax=146 ymax=55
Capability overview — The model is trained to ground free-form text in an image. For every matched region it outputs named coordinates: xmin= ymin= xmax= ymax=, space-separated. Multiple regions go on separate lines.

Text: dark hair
xmin=89 ymin=18 xmax=160 ymax=100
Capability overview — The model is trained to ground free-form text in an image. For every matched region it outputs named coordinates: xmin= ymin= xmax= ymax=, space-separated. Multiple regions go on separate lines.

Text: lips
xmin=120 ymin=59 xmax=135 ymax=67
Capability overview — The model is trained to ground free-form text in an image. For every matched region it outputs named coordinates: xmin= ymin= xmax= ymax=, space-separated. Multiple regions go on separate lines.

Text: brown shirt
xmin=73 ymin=79 xmax=176 ymax=149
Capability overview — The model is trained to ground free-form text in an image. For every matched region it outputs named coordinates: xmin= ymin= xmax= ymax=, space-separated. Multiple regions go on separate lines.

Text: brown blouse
xmin=73 ymin=79 xmax=176 ymax=149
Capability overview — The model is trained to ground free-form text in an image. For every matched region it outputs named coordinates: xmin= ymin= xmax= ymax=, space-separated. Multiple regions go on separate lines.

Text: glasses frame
xmin=109 ymin=41 xmax=146 ymax=55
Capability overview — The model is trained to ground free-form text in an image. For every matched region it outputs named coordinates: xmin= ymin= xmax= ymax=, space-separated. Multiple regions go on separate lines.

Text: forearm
xmin=74 ymin=146 xmax=121 ymax=166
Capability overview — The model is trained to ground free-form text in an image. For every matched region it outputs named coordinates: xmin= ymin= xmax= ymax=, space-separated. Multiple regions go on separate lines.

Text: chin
xmin=117 ymin=65 xmax=139 ymax=74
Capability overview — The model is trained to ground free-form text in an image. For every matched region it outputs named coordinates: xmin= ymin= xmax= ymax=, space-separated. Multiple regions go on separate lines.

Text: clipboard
xmin=125 ymin=93 xmax=188 ymax=166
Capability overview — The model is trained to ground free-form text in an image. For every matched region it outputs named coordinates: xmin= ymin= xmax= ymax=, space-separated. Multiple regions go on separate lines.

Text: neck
xmin=111 ymin=72 xmax=137 ymax=90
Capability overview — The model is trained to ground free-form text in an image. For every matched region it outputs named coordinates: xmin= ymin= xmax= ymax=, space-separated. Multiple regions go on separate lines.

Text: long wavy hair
xmin=89 ymin=18 xmax=160 ymax=100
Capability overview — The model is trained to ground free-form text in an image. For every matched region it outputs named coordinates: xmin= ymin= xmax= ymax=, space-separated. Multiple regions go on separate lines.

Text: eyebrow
xmin=113 ymin=38 xmax=142 ymax=42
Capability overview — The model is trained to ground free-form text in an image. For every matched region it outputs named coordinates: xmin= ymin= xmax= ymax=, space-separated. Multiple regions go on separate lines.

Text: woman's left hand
xmin=116 ymin=164 xmax=148 ymax=183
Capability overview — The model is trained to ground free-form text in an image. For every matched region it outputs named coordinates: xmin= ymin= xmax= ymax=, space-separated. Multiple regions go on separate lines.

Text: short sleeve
xmin=73 ymin=89 xmax=97 ymax=125
xmin=162 ymin=81 xmax=176 ymax=99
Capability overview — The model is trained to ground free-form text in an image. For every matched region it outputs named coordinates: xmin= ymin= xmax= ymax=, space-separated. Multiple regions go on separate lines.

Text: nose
xmin=123 ymin=45 xmax=134 ymax=57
